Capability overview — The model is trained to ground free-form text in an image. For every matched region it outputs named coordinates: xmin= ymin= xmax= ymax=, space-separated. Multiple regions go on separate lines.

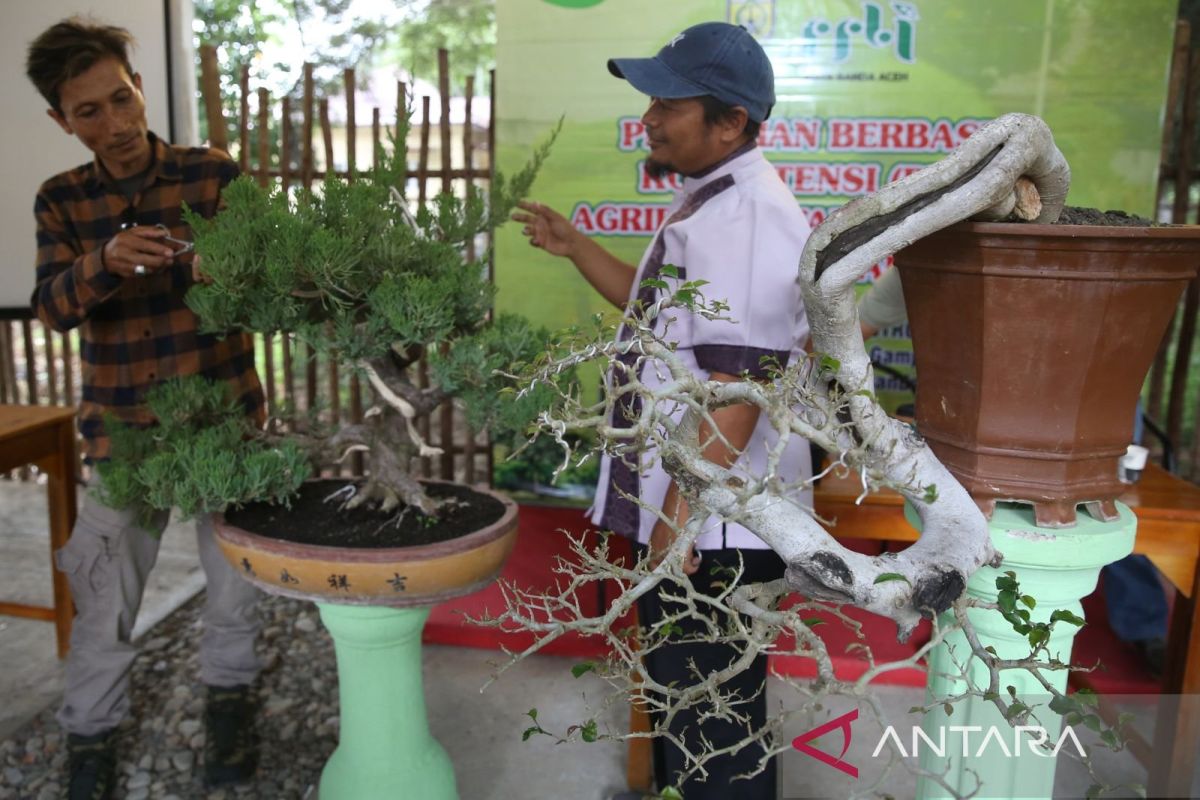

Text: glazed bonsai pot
xmin=211 ymin=480 xmax=519 ymax=606
xmin=895 ymin=221 xmax=1200 ymax=528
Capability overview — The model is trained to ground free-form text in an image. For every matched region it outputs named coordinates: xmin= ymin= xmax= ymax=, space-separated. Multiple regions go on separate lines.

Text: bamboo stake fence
xmin=0 ymin=47 xmax=493 ymax=487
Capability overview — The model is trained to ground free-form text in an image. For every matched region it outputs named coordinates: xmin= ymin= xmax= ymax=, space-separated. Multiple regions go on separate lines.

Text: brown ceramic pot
xmin=894 ymin=221 xmax=1200 ymax=528
xmin=212 ymin=480 xmax=519 ymax=606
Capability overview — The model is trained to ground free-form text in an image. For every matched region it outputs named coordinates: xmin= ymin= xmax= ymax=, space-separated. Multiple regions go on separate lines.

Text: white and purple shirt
xmin=589 ymin=145 xmax=814 ymax=550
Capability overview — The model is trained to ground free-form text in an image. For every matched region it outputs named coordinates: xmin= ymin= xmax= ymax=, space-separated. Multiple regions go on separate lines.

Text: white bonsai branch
xmin=483 ymin=113 xmax=1133 ymax=795
xmin=359 ymin=360 xmax=445 ymax=458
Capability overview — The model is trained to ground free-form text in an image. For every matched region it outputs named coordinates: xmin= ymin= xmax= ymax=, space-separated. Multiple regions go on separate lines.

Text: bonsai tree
xmin=99 ymin=126 xmax=559 ymax=524
xmin=485 ymin=114 xmax=1142 ymax=796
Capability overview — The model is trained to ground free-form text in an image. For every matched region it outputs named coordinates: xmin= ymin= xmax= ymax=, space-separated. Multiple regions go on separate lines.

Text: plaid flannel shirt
xmin=32 ymin=132 xmax=264 ymax=462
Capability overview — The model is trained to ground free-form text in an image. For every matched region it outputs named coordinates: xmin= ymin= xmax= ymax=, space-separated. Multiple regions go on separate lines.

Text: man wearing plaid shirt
xmin=26 ymin=19 xmax=264 ymax=799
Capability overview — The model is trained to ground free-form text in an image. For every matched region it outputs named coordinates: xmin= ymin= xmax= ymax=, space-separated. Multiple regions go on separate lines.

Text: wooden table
xmin=0 ymin=404 xmax=78 ymax=658
xmin=814 ymin=463 xmax=1200 ymax=796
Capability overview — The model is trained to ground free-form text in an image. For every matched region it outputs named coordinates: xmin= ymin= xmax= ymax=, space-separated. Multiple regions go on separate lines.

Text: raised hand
xmin=511 ymin=200 xmax=581 ymax=258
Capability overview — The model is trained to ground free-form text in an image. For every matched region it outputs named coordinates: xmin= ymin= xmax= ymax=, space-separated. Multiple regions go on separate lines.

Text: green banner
xmin=496 ymin=0 xmax=1177 ymax=404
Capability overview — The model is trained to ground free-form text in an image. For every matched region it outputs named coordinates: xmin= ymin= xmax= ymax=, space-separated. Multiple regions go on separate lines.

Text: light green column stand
xmin=910 ymin=502 xmax=1136 ymax=800
xmin=315 ymin=603 xmax=457 ymax=800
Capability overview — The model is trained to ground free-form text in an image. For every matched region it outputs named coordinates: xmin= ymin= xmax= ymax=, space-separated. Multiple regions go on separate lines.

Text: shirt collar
xmin=86 ymin=131 xmax=179 ymax=192
xmin=681 ymin=140 xmax=761 ymax=193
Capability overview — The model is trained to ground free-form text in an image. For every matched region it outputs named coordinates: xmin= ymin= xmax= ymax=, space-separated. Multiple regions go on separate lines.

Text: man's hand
xmin=102 ymin=226 xmax=177 ymax=278
xmin=649 ymin=520 xmax=702 ymax=575
xmin=511 ymin=200 xmax=581 ymax=258
xmin=510 ymin=200 xmax=637 ymax=308
xmin=190 ymin=253 xmax=212 ymax=284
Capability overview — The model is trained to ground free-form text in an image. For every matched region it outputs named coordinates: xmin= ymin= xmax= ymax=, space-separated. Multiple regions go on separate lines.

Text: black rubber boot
xmin=203 ymin=683 xmax=258 ymax=787
xmin=66 ymin=729 xmax=117 ymax=800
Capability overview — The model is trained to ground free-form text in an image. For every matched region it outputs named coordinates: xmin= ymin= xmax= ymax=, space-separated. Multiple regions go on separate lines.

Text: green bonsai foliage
xmin=98 ymin=377 xmax=310 ymax=527
xmin=103 ymin=123 xmax=560 ymax=523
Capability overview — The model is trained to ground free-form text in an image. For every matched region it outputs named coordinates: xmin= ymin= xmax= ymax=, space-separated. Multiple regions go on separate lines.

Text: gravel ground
xmin=0 ymin=593 xmax=334 ymax=800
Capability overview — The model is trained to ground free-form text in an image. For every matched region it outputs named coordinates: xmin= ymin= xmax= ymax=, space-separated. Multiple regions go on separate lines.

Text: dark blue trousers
xmin=635 ymin=544 xmax=785 ymax=800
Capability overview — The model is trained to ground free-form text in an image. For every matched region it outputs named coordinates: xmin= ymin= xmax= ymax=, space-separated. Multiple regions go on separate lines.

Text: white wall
xmin=1 ymin=0 xmax=192 ymax=312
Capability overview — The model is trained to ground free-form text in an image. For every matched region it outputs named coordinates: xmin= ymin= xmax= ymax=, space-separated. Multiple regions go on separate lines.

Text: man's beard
xmin=644 ymin=158 xmax=678 ymax=180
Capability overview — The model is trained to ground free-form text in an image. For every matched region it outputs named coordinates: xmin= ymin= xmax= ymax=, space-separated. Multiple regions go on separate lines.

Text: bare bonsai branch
xmin=481 ymin=113 xmax=1136 ymax=795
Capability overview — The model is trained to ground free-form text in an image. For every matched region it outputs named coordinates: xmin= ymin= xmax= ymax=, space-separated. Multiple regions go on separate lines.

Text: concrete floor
xmin=0 ymin=477 xmax=1182 ymax=799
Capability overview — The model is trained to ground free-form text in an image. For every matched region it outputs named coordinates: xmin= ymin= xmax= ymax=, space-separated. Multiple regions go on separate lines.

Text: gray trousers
xmin=55 ymin=479 xmax=262 ymax=736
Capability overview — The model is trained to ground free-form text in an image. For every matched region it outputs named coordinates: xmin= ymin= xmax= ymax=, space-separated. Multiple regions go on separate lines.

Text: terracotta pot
xmin=212 ymin=480 xmax=519 ymax=606
xmin=894 ymin=221 xmax=1200 ymax=528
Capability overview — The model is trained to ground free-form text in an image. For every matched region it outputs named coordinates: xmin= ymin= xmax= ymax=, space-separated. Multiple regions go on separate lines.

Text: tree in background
xmin=193 ymin=0 xmax=495 ymax=153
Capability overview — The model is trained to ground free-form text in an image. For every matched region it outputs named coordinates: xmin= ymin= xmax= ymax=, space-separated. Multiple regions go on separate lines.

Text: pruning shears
xmin=153 ymin=223 xmax=195 ymax=256
xmin=119 ymin=222 xmax=195 ymax=256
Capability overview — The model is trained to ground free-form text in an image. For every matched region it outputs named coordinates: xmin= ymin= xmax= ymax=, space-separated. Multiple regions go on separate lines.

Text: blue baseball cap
xmin=607 ymin=22 xmax=775 ymax=123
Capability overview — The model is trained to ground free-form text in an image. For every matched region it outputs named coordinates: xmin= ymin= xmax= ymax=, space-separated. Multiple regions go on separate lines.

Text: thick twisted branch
xmin=787 ymin=113 xmax=1071 ymax=635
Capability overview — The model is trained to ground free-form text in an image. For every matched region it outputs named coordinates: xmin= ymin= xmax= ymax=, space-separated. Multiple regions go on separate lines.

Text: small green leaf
xmin=1050 ymin=609 xmax=1086 ymax=627
xmin=659 ymin=265 xmax=679 ymax=278
xmin=984 ymin=645 xmax=998 ymax=656
xmin=998 ymin=590 xmax=1017 ymax=613
xmin=571 ymin=662 xmax=596 ymax=679
xmin=581 ymin=719 xmax=598 ymax=743
xmin=818 ymin=354 xmax=841 ymax=373
xmin=908 ymin=705 xmax=925 ymax=714
xmin=527 ymin=708 xmax=538 ymax=721
xmin=522 ymin=725 xmax=550 ymax=742
xmin=874 ymin=572 xmax=911 ymax=585
xmin=800 ymin=617 xmax=827 ymax=628
xmin=1028 ymin=626 xmax=1049 ymax=649
xmin=943 ymin=703 xmax=954 ymax=716
xmin=1006 ymin=701 xmax=1030 ymax=720
xmin=661 ymin=788 xmax=685 ymax=800
xmin=923 ymin=484 xmax=939 ymax=503
xmin=1020 ymin=595 xmax=1037 ymax=610
xmin=1049 ymin=695 xmax=1076 ymax=715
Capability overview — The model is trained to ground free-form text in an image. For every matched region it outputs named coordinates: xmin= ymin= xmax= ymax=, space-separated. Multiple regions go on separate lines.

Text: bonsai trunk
xmin=325 ymin=355 xmax=451 ymax=515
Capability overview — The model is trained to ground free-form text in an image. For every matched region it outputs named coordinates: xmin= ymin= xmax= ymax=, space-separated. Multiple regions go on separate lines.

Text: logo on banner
xmin=728 ymin=0 xmax=776 ymax=38
xmin=801 ymin=1 xmax=920 ymax=63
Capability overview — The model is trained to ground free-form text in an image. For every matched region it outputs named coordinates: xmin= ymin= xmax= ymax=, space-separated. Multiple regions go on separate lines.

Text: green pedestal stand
xmin=910 ymin=502 xmax=1136 ymax=800
xmin=315 ymin=603 xmax=457 ymax=800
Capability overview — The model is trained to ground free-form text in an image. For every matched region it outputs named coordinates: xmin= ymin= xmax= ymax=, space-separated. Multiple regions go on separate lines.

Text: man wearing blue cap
xmin=515 ymin=21 xmax=811 ymax=798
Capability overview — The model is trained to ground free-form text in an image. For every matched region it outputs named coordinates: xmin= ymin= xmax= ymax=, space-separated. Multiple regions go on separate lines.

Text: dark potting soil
xmin=225 ymin=480 xmax=507 ymax=548
xmin=1055 ymin=206 xmax=1155 ymax=227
